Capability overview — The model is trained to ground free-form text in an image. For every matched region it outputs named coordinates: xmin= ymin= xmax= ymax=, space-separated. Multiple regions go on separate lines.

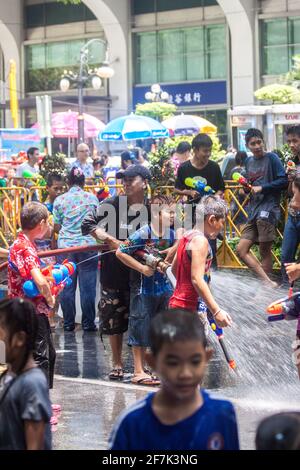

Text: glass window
xmin=46 ymin=43 xmax=67 ymax=68
xmin=261 ymin=17 xmax=300 ymax=75
xmin=26 ymin=45 xmax=46 ymax=70
xmin=158 ymin=29 xmax=184 ymax=82
xmin=26 ymin=5 xmax=45 ymax=28
xmin=134 ymin=24 xmax=227 ymax=84
xmin=132 ymin=0 xmax=217 ymax=14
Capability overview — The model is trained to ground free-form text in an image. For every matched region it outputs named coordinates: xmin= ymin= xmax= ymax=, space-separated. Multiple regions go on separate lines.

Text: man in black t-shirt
xmin=82 ymin=165 xmax=151 ymax=380
xmin=175 ymin=133 xmax=225 ymax=265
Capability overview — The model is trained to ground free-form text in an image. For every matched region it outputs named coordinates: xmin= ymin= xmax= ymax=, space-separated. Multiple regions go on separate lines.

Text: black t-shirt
xmin=175 ymin=160 xmax=225 ymax=201
xmin=82 ymin=195 xmax=150 ymax=290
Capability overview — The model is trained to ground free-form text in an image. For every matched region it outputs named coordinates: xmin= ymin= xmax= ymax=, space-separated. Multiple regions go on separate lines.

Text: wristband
xmin=212 ymin=308 xmax=221 ymax=318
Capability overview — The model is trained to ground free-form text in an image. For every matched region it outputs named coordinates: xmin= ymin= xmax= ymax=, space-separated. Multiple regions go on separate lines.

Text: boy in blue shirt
xmin=236 ymin=128 xmax=288 ymax=286
xmin=116 ymin=195 xmax=175 ymax=386
xmin=109 ymin=309 xmax=239 ymax=450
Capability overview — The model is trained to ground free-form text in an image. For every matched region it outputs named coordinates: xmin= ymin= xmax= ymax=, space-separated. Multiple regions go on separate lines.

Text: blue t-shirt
xmin=119 ymin=224 xmax=175 ymax=296
xmin=245 ymin=152 xmax=287 ymax=223
xmin=109 ymin=390 xmax=239 ymax=451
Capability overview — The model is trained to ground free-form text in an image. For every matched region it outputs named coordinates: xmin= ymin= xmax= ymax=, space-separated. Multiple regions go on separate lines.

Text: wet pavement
xmin=51 ymin=270 xmax=300 ymax=450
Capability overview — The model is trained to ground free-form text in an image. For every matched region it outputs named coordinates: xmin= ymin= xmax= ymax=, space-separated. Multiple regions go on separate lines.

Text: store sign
xmin=274 ymin=113 xmax=300 ymax=124
xmin=133 ymin=81 xmax=227 ymax=108
xmin=231 ymin=116 xmax=254 ymax=127
xmin=0 ymin=129 xmax=41 ymax=158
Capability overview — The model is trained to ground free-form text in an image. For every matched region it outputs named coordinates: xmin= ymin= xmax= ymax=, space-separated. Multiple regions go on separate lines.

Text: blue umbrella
xmin=99 ymin=113 xmax=169 ymax=141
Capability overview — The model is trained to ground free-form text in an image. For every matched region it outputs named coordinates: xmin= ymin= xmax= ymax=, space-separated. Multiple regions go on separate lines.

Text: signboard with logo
xmin=133 ymin=81 xmax=227 ymax=108
xmin=274 ymin=113 xmax=300 ymax=124
xmin=0 ymin=128 xmax=41 ymax=160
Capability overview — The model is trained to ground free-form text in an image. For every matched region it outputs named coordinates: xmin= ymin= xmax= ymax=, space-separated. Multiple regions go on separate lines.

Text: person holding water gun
xmin=175 ymin=134 xmax=225 ymax=267
xmin=16 ymin=147 xmax=41 ymax=201
xmin=8 ymin=202 xmax=57 ymax=388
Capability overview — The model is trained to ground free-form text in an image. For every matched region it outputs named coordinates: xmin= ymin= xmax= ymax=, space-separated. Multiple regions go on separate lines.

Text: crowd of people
xmin=1 ymin=126 xmax=300 ymax=450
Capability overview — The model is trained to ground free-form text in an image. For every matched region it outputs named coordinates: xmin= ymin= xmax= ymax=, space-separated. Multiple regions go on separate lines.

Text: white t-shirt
xmin=16 ymin=162 xmax=39 ymax=178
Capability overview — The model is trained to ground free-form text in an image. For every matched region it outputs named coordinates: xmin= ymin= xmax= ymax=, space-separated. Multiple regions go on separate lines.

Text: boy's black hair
xmin=27 ymin=147 xmax=39 ymax=159
xmin=192 ymin=133 xmax=213 ymax=150
xmin=0 ymin=298 xmax=38 ymax=374
xmin=20 ymin=202 xmax=48 ymax=230
xmin=46 ymin=173 xmax=64 ymax=187
xmin=68 ymin=167 xmax=85 ymax=188
xmin=245 ymin=128 xmax=264 ymax=145
xmin=256 ymin=412 xmax=300 ymax=450
xmin=235 ymin=151 xmax=248 ymax=167
xmin=286 ymin=125 xmax=300 ymax=138
xmin=293 ymin=176 xmax=300 ymax=192
xmin=176 ymin=141 xmax=192 ymax=154
xmin=150 ymin=309 xmax=207 ymax=356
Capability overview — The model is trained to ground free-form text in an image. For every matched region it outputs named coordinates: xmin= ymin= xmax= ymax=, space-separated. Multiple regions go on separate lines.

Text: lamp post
xmin=59 ymin=38 xmax=115 ymax=143
xmin=145 ymin=83 xmax=169 ymax=103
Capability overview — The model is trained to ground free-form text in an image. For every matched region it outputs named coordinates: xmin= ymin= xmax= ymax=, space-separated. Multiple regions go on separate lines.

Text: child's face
xmin=206 ymin=216 xmax=225 ymax=239
xmin=152 ymin=340 xmax=210 ymax=401
xmin=156 ymin=204 xmax=176 ymax=228
xmin=47 ymin=180 xmax=64 ymax=201
xmin=193 ymin=146 xmax=212 ymax=166
xmin=247 ymin=136 xmax=264 ymax=157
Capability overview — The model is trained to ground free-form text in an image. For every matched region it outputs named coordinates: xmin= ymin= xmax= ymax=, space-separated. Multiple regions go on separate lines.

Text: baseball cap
xmin=116 ymin=164 xmax=151 ymax=180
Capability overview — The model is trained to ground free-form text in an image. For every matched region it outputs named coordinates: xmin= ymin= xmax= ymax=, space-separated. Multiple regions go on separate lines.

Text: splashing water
xmin=202 ymin=270 xmax=299 ymax=409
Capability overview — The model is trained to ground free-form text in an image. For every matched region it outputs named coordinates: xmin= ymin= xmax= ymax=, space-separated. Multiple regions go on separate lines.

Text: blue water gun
xmin=23 ymin=260 xmax=76 ymax=299
xmin=185 ymin=177 xmax=215 ymax=196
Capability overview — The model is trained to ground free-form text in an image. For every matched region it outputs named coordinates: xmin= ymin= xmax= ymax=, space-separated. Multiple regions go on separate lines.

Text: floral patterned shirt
xmin=53 ymin=186 xmax=99 ymax=248
xmin=8 ymin=232 xmax=50 ymax=316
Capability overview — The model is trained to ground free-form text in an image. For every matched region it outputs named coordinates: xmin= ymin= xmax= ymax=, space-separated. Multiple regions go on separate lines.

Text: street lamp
xmin=59 ymin=38 xmax=115 ymax=143
xmin=145 ymin=83 xmax=169 ymax=103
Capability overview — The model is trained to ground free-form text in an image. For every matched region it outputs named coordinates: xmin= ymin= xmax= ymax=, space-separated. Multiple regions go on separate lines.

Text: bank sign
xmin=133 ymin=81 xmax=227 ymax=108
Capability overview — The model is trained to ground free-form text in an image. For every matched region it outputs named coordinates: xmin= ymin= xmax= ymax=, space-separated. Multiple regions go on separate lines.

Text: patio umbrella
xmin=99 ymin=113 xmax=169 ymax=141
xmin=32 ymin=110 xmax=105 ymax=139
xmin=162 ymin=114 xmax=217 ymax=136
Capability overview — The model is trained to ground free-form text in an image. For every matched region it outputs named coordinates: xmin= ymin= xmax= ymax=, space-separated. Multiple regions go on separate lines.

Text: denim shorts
xmin=128 ymin=290 xmax=171 ymax=348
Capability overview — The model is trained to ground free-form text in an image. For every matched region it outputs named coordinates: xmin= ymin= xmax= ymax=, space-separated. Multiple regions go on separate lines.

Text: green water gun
xmin=22 ymin=170 xmax=46 ymax=186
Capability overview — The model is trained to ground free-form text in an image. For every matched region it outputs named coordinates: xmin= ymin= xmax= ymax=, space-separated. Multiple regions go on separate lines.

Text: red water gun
xmin=232 ymin=172 xmax=252 ymax=191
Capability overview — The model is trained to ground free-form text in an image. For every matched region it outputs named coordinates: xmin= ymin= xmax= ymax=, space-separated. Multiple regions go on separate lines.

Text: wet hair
xmin=176 ymin=141 xmax=192 ymax=154
xmin=20 ymin=202 xmax=48 ymax=230
xmin=150 ymin=194 xmax=176 ymax=205
xmin=68 ymin=167 xmax=85 ymax=188
xmin=0 ymin=298 xmax=38 ymax=374
xmin=150 ymin=309 xmax=207 ymax=356
xmin=235 ymin=151 xmax=248 ymax=167
xmin=46 ymin=173 xmax=64 ymax=187
xmin=286 ymin=125 xmax=300 ymax=138
xmin=192 ymin=133 xmax=213 ymax=150
xmin=27 ymin=147 xmax=39 ymax=159
xmin=196 ymin=195 xmax=228 ymax=222
xmin=293 ymin=176 xmax=300 ymax=192
xmin=256 ymin=412 xmax=300 ymax=450
xmin=245 ymin=128 xmax=264 ymax=145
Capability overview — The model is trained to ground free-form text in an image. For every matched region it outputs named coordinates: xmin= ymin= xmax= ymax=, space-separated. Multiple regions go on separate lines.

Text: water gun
xmin=22 ymin=170 xmax=46 ymax=186
xmin=266 ymin=291 xmax=300 ymax=324
xmin=185 ymin=177 xmax=215 ymax=196
xmin=97 ymin=186 xmax=110 ymax=201
xmin=23 ymin=260 xmax=76 ymax=299
xmin=286 ymin=160 xmax=296 ymax=172
xmin=232 ymin=172 xmax=252 ymax=191
xmin=135 ymin=249 xmax=176 ymax=287
xmin=207 ymin=311 xmax=236 ymax=370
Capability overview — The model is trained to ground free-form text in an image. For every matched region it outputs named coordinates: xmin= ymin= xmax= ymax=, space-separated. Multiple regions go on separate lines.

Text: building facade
xmin=0 ymin=0 xmax=299 ymax=147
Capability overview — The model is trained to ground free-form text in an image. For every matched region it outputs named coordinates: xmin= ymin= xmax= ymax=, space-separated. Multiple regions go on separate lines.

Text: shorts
xmin=240 ymin=218 xmax=276 ymax=243
xmin=99 ymin=288 xmax=129 ymax=336
xmin=128 ymin=290 xmax=171 ymax=348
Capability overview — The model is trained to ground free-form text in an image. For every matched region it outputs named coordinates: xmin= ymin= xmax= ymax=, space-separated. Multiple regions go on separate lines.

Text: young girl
xmin=0 ymin=298 xmax=52 ymax=450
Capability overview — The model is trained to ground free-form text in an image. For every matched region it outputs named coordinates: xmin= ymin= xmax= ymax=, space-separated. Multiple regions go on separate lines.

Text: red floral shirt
xmin=8 ymin=232 xmax=50 ymax=316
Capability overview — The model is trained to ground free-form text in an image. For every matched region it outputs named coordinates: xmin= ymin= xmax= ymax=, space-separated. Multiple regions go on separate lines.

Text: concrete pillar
xmin=217 ymin=0 xmax=256 ymax=106
xmin=83 ymin=0 xmax=130 ymax=119
xmin=0 ymin=1 xmax=23 ymax=127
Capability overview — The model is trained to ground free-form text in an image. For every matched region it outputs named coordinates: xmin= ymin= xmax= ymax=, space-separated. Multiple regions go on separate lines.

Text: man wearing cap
xmin=82 ymin=165 xmax=151 ymax=380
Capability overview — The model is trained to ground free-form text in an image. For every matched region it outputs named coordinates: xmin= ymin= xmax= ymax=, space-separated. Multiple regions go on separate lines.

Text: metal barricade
xmin=0 ymin=187 xmax=28 ymax=245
